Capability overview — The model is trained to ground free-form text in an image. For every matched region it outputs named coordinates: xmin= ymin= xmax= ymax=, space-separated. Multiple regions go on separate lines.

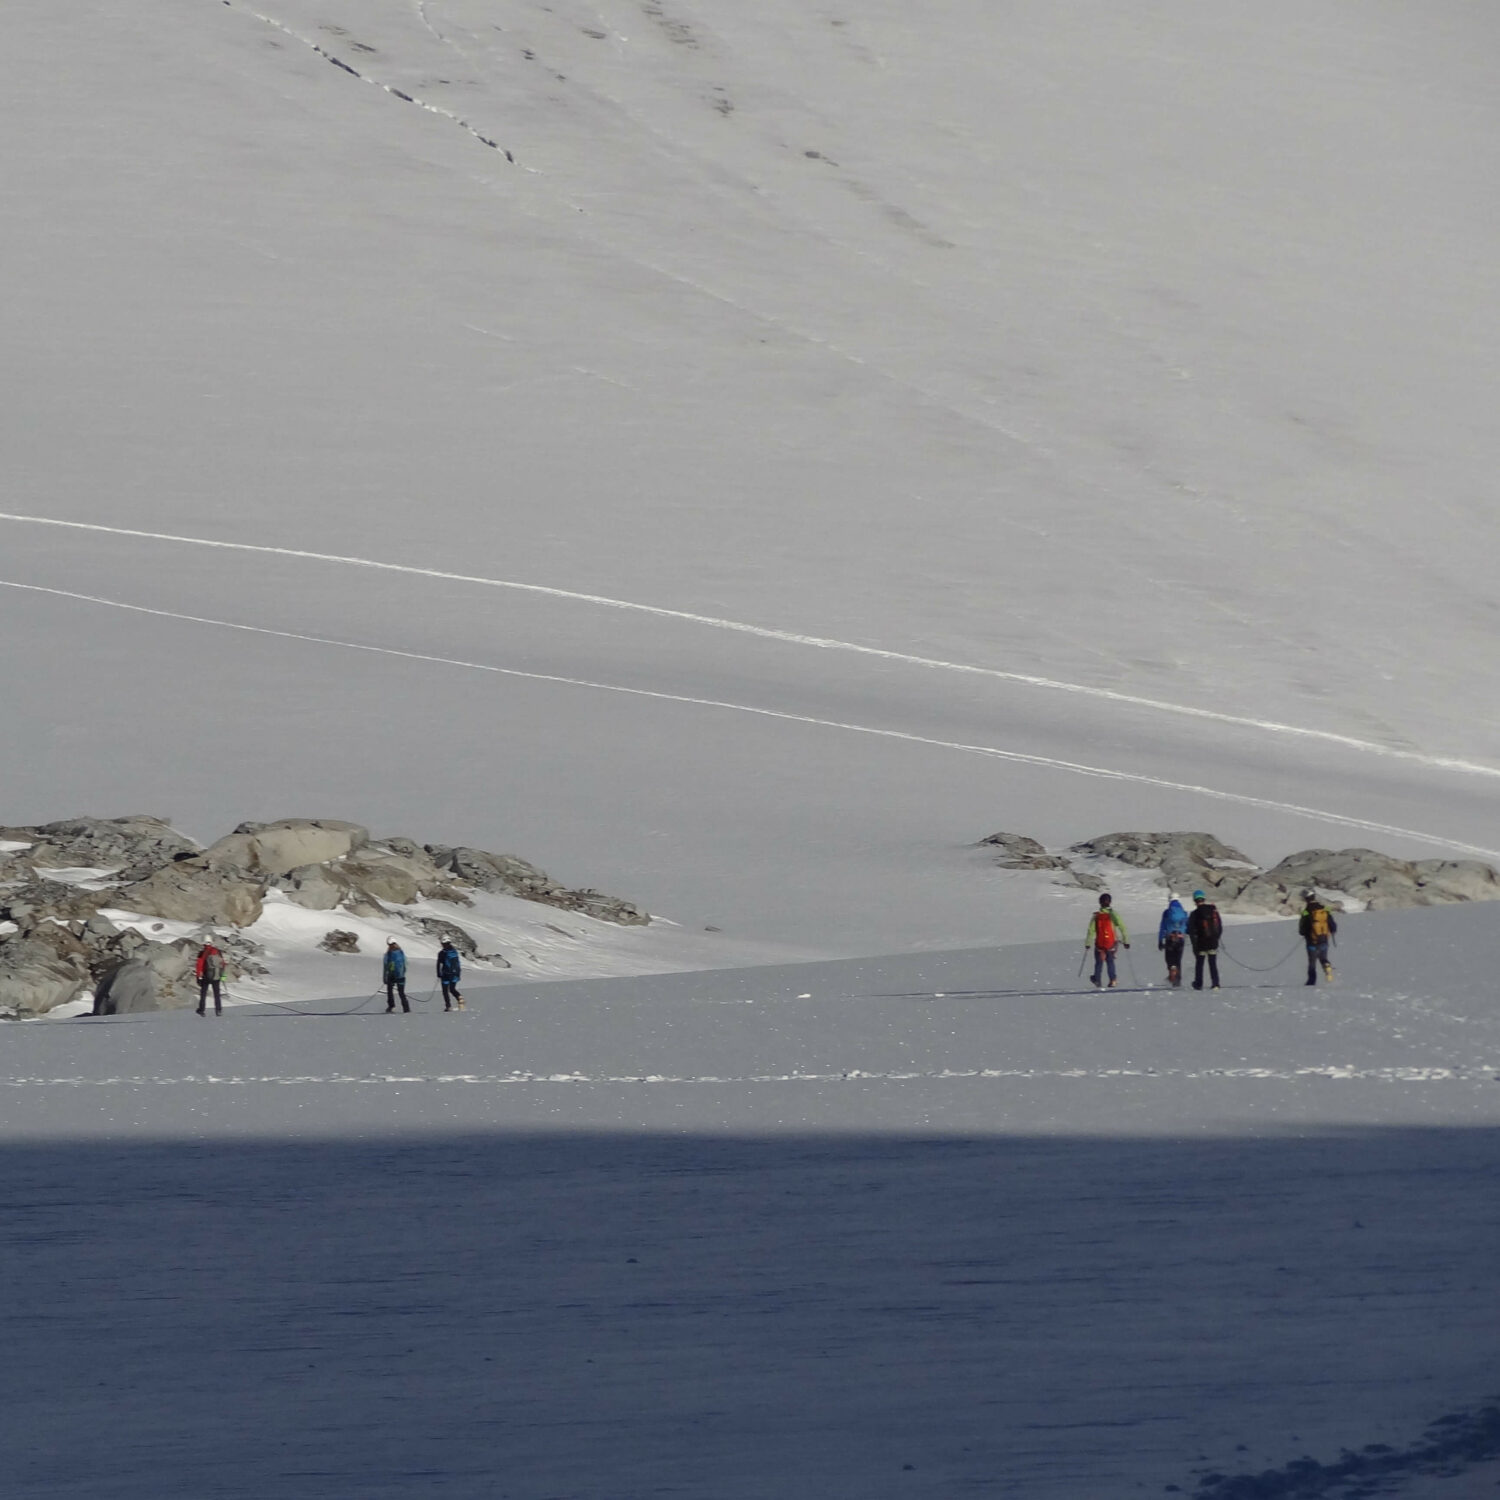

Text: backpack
xmin=1094 ymin=910 xmax=1117 ymax=950
xmin=1163 ymin=904 xmax=1189 ymax=936
xmin=1308 ymin=906 xmax=1331 ymax=940
xmin=1194 ymin=904 xmax=1222 ymax=946
xmin=201 ymin=949 xmax=225 ymax=982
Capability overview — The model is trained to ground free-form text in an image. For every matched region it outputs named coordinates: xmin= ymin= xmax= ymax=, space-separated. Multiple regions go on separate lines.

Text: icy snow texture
xmin=3 ymin=905 xmax=1500 ymax=1496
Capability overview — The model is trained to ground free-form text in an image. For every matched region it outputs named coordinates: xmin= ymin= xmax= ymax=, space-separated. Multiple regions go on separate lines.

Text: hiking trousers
xmin=1162 ymin=935 xmax=1185 ymax=982
xmin=197 ymin=979 xmax=223 ymax=1014
xmin=385 ymin=980 xmax=410 ymax=1012
xmin=1192 ymin=950 xmax=1220 ymax=989
xmin=440 ymin=981 xmax=462 ymax=1007
xmin=1092 ymin=946 xmax=1118 ymax=986
xmin=1306 ymin=939 xmax=1332 ymax=983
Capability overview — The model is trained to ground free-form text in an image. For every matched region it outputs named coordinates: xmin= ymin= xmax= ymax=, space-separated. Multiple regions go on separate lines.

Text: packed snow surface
xmin=4 ymin=905 xmax=1500 ymax=1495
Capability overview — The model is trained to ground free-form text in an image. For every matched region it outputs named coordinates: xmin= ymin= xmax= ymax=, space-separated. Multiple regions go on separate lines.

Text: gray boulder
xmin=92 ymin=959 xmax=161 ymax=1015
xmin=0 ymin=937 xmax=90 ymax=1016
xmin=116 ymin=862 xmax=266 ymax=927
xmin=282 ymin=864 xmax=350 ymax=911
xmin=318 ymin=929 xmax=360 ymax=954
xmin=978 ymin=833 xmax=1069 ymax=870
xmin=203 ymin=819 xmax=368 ymax=878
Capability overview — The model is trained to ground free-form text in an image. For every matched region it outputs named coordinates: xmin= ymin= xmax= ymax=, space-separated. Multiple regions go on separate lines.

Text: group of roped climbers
xmin=1084 ymin=889 xmax=1337 ymax=990
xmin=382 ymin=939 xmax=465 ymax=1012
xmin=189 ymin=937 xmax=467 ymax=1014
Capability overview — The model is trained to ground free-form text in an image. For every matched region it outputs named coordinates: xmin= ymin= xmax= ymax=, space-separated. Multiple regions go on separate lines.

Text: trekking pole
xmin=1077 ymin=947 xmax=1088 ymax=978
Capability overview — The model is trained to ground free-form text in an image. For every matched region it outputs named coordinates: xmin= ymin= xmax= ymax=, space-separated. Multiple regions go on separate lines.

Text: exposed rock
xmin=403 ymin=915 xmax=509 ymax=967
xmin=1 ymin=881 xmax=112 ymax=929
xmin=993 ymin=829 xmax=1500 ymax=917
xmin=203 ymin=819 xmax=368 ymax=878
xmin=116 ymin=863 xmax=266 ymax=927
xmin=1413 ymin=859 xmax=1500 ymax=902
xmin=1 ymin=815 xmax=199 ymax=882
xmin=426 ymin=845 xmax=649 ymax=926
xmin=282 ymin=864 xmax=350 ymax=911
xmin=92 ymin=958 xmax=161 ymax=1015
xmin=1068 ymin=831 xmax=1253 ymax=870
xmin=978 ymin=833 xmax=1070 ymax=870
xmin=318 ymin=929 xmax=360 ymax=954
xmin=0 ymin=936 xmax=90 ymax=1016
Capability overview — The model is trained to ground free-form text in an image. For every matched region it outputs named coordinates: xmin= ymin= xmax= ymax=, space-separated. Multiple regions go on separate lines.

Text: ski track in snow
xmin=2 ymin=510 xmax=1495 ymax=782
xmin=224 ymin=1 xmax=516 ymax=161
xmin=5 ymin=576 xmax=1499 ymax=862
xmin=1 ymin=1065 xmax=1493 ymax=1087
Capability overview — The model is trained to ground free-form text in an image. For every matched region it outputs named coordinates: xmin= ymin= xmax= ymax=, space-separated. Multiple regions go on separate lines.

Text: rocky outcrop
xmin=0 ymin=815 xmax=198 ymax=882
xmin=425 ymin=846 xmax=649 ymax=925
xmin=979 ymin=829 xmax=1500 ymax=917
xmin=117 ymin=863 xmax=266 ymax=927
xmin=202 ymin=819 xmax=369 ymax=878
xmin=0 ymin=811 xmax=646 ymax=1015
xmin=979 ymin=833 xmax=1070 ymax=870
xmin=92 ymin=959 xmax=162 ymax=1015
xmin=0 ymin=937 xmax=91 ymax=1016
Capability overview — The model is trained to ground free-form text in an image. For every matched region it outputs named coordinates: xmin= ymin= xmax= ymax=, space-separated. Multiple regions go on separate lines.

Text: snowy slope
xmin=5 ymin=2 xmax=1500 ymax=951
xmin=3 ymin=904 xmax=1499 ymax=1496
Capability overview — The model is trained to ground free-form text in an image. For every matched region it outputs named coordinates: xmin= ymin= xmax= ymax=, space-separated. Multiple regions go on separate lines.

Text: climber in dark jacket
xmin=383 ymin=940 xmax=409 ymax=1013
xmin=436 ymin=941 xmax=464 ymax=1011
xmin=1298 ymin=892 xmax=1338 ymax=985
xmin=1186 ymin=891 xmax=1222 ymax=991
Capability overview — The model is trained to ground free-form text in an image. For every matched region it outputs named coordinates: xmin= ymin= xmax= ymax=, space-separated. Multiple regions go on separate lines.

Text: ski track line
xmin=224 ymin=2 xmax=516 ymax=161
xmin=0 ymin=1066 xmax=1492 ymax=1087
xmin=2 ymin=510 xmax=1495 ymax=782
xmin=4 ymin=577 xmax=1499 ymax=863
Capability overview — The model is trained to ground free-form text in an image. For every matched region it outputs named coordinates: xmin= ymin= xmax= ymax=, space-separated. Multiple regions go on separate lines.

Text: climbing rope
xmin=1219 ymin=935 xmax=1304 ymax=974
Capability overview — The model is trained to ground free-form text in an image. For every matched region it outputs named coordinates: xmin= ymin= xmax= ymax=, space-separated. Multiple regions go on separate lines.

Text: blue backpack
xmin=1161 ymin=901 xmax=1189 ymax=938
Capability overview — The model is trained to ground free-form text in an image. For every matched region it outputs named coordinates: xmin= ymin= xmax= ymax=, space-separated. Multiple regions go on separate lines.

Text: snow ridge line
xmin=223 ymin=2 xmax=515 ymax=162
xmin=4 ymin=577 xmax=1499 ymax=861
xmin=0 ymin=1065 xmax=1490 ymax=1086
xmin=1 ymin=510 xmax=1494 ymax=781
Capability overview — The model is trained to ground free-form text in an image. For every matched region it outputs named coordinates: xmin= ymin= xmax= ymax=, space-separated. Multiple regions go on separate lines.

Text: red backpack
xmin=1094 ymin=910 xmax=1117 ymax=950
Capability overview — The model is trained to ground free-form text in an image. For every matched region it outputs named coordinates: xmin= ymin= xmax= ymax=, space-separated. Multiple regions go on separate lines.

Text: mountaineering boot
xmin=1089 ymin=975 xmax=1101 ymax=988
xmin=196 ymin=1007 xmax=205 ymax=1016
xmin=456 ymin=996 xmax=465 ymax=1009
xmin=1107 ymin=978 xmax=1118 ymax=988
xmin=1323 ymin=963 xmax=1335 ymax=982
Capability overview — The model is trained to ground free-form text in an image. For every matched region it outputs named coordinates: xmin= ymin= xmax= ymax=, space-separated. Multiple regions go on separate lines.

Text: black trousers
xmin=197 ymin=980 xmax=223 ymax=1013
xmin=1162 ymin=935 xmax=1185 ymax=977
xmin=440 ymin=981 xmax=462 ymax=1005
xmin=385 ymin=980 xmax=409 ymax=1012
xmin=1192 ymin=950 xmax=1220 ymax=988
